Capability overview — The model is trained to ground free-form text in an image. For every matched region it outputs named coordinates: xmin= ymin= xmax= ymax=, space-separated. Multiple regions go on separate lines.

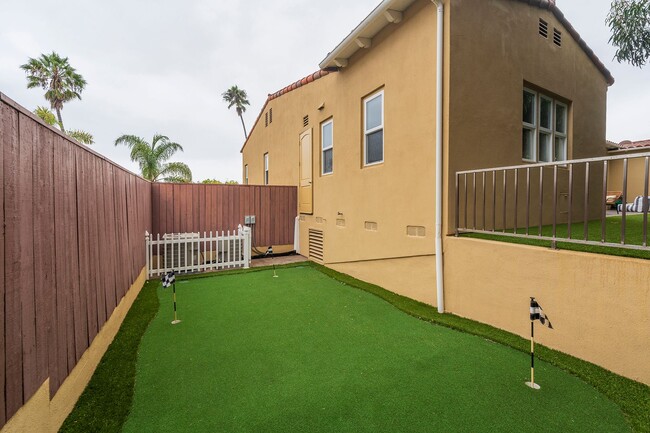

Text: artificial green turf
xmin=59 ymin=280 xmax=159 ymax=433
xmin=122 ymin=266 xmax=632 ymax=433
xmin=464 ymin=214 xmax=650 ymax=260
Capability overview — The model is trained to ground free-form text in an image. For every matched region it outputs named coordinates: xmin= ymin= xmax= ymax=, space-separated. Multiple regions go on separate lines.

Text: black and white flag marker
xmin=526 ymin=297 xmax=553 ymax=389
xmin=161 ymin=271 xmax=175 ymax=288
xmin=161 ymin=270 xmax=181 ymax=325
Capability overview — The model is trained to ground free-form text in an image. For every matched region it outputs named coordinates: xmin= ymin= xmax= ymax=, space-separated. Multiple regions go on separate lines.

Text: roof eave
xmin=319 ymin=0 xmax=418 ymax=70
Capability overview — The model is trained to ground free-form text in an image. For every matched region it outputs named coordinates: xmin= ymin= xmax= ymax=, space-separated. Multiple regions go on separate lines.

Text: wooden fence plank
xmin=3 ymin=107 xmax=25 ymax=418
xmin=32 ymin=125 xmax=55 ymax=393
xmin=93 ymin=156 xmax=107 ymax=328
xmin=0 ymin=103 xmax=18 ymax=422
xmin=17 ymin=114 xmax=38 ymax=401
xmin=0 ymin=103 xmax=5 ymax=425
xmin=103 ymin=165 xmax=118 ymax=314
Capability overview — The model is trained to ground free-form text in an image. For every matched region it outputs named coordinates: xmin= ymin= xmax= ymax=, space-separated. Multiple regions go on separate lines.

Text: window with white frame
xmin=522 ymin=88 xmax=568 ymax=162
xmin=364 ymin=90 xmax=384 ymax=166
xmin=264 ymin=153 xmax=269 ymax=185
xmin=244 ymin=164 xmax=249 ymax=185
xmin=321 ymin=119 xmax=333 ymax=175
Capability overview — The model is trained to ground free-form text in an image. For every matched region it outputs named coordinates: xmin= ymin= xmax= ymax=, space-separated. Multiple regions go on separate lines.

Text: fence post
xmin=145 ymin=231 xmax=150 ymax=278
xmin=243 ymin=226 xmax=251 ymax=268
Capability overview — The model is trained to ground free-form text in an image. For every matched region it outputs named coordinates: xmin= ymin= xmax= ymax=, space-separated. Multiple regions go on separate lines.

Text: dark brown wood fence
xmin=151 ymin=184 xmax=297 ymax=247
xmin=0 ymin=94 xmax=151 ymax=425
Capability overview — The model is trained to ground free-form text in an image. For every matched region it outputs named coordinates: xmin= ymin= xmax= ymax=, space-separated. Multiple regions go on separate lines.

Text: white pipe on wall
xmin=431 ymin=0 xmax=445 ymax=314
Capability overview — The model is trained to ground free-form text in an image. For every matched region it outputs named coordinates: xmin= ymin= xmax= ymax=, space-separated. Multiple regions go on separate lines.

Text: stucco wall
xmin=608 ymin=151 xmax=650 ymax=200
xmin=446 ymin=0 xmax=610 ymax=234
xmin=444 ymin=237 xmax=649 ymax=385
xmin=244 ymin=0 xmax=440 ymax=264
xmin=330 ymin=255 xmax=438 ymax=306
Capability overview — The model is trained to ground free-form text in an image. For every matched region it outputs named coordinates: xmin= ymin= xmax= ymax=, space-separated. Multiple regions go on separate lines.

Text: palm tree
xmin=114 ymin=134 xmax=192 ymax=182
xmin=21 ymin=52 xmax=86 ymax=133
xmin=33 ymin=106 xmax=94 ymax=145
xmin=222 ymin=85 xmax=250 ymax=139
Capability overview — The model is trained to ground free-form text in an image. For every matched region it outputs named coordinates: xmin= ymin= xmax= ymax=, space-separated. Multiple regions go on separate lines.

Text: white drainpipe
xmin=432 ymin=0 xmax=445 ymax=313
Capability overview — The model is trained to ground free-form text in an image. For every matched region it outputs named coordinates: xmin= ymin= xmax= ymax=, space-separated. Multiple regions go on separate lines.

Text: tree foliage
xmin=21 ymin=52 xmax=87 ymax=131
xmin=607 ymin=0 xmax=650 ymax=67
xmin=201 ymin=179 xmax=239 ymax=184
xmin=33 ymin=106 xmax=94 ymax=145
xmin=222 ymin=85 xmax=250 ymax=139
xmin=114 ymin=133 xmax=192 ymax=182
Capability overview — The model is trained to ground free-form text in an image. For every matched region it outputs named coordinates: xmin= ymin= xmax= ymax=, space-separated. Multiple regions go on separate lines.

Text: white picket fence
xmin=145 ymin=225 xmax=251 ymax=278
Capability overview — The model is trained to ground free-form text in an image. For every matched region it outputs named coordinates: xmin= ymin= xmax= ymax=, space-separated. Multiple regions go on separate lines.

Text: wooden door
xmin=299 ymin=129 xmax=313 ymax=214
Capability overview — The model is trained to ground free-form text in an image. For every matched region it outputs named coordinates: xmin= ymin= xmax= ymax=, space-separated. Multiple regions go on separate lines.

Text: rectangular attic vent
xmin=553 ymin=28 xmax=562 ymax=46
xmin=265 ymin=112 xmax=268 ymax=127
xmin=539 ymin=19 xmax=548 ymax=38
xmin=303 ymin=115 xmax=309 ymax=127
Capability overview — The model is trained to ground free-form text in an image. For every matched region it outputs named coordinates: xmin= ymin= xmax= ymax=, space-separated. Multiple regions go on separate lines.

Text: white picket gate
xmin=145 ymin=225 xmax=251 ymax=278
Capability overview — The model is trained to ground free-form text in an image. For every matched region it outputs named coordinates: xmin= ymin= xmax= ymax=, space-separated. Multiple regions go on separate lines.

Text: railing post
xmin=567 ymin=163 xmax=573 ymax=239
xmin=644 ymin=157 xmax=649 ymax=247
xmin=622 ymin=158 xmax=628 ymax=244
xmin=583 ymin=162 xmax=590 ymax=241
xmin=552 ymin=165 xmax=558 ymax=249
xmin=602 ymin=161 xmax=608 ymax=243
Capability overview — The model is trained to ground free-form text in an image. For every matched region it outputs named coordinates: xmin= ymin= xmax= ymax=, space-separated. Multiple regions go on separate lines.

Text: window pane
xmin=366 ymin=129 xmax=384 ymax=164
xmin=522 ymin=128 xmax=535 ymax=160
xmin=554 ymin=137 xmax=567 ymax=161
xmin=555 ymin=104 xmax=567 ymax=134
xmin=323 ymin=148 xmax=333 ymax=174
xmin=523 ymin=91 xmax=536 ymax=125
xmin=539 ymin=133 xmax=552 ymax=162
xmin=322 ymin=122 xmax=333 ymax=149
xmin=366 ymin=94 xmax=383 ymax=130
xmin=540 ymin=97 xmax=552 ymax=129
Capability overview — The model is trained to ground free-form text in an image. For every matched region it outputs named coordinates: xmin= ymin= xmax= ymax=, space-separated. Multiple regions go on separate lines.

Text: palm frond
xmin=156 ymin=162 xmax=192 ymax=183
xmin=67 ymin=129 xmax=94 ymax=145
xmin=33 ymin=106 xmax=58 ymax=126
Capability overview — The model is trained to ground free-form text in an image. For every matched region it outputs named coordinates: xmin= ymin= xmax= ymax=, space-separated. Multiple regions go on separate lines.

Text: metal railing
xmin=455 ymin=152 xmax=650 ymax=251
xmin=145 ymin=225 xmax=251 ymax=278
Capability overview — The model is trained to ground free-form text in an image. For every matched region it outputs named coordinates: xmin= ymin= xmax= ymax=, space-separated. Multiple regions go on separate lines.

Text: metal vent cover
xmin=308 ymin=229 xmax=324 ymax=262
xmin=303 ymin=115 xmax=309 ymax=127
xmin=553 ymin=28 xmax=562 ymax=46
xmin=538 ymin=19 xmax=548 ymax=38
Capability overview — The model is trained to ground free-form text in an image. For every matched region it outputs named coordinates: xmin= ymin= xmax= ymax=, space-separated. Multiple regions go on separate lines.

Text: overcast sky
xmin=1 ymin=0 xmax=648 ymax=182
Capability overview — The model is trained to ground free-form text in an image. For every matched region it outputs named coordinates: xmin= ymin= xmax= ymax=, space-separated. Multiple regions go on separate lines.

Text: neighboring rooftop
xmin=607 ymin=139 xmax=650 ymax=151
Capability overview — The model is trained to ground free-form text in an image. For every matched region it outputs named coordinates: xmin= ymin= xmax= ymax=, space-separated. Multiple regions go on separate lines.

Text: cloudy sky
xmin=1 ymin=0 xmax=648 ymax=182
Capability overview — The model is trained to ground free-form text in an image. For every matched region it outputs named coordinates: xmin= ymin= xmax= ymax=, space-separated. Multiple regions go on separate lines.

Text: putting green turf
xmin=122 ymin=266 xmax=629 ymax=433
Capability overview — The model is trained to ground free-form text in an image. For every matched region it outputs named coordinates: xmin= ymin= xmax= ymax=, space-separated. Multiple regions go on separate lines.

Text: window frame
xmin=263 ymin=153 xmax=269 ymax=185
xmin=522 ymin=88 xmax=569 ymax=163
xmin=244 ymin=164 xmax=249 ymax=185
xmin=321 ymin=118 xmax=334 ymax=175
xmin=363 ymin=89 xmax=385 ymax=167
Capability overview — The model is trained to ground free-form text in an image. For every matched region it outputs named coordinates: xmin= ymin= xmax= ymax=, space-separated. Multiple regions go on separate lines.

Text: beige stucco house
xmin=242 ymin=0 xmax=613 ymax=302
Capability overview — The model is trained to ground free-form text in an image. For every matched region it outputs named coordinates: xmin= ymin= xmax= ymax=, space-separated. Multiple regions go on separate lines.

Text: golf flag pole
xmin=171 ymin=282 xmax=181 ymax=325
xmin=526 ymin=297 xmax=553 ymax=390
xmin=162 ymin=270 xmax=181 ymax=325
xmin=266 ymin=246 xmax=278 ymax=278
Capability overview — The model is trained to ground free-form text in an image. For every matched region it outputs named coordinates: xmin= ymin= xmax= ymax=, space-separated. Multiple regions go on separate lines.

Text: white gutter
xmin=432 ymin=0 xmax=445 ymax=314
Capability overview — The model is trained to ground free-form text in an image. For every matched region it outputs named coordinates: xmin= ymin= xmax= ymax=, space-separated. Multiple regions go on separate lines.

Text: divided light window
xmin=364 ymin=90 xmax=384 ymax=166
xmin=264 ymin=153 xmax=269 ymax=185
xmin=522 ymin=88 xmax=568 ymax=163
xmin=321 ymin=119 xmax=333 ymax=175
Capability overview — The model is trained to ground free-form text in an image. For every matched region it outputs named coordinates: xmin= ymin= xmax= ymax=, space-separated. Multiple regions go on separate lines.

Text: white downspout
xmin=432 ymin=0 xmax=445 ymax=313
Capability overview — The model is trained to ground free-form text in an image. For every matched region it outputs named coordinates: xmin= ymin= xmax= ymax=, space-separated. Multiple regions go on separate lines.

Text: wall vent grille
xmin=269 ymin=108 xmax=273 ymax=123
xmin=308 ymin=229 xmax=324 ymax=262
xmin=265 ymin=112 xmax=268 ymax=127
xmin=553 ymin=28 xmax=562 ymax=46
xmin=539 ymin=19 xmax=548 ymax=38
xmin=303 ymin=115 xmax=309 ymax=127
